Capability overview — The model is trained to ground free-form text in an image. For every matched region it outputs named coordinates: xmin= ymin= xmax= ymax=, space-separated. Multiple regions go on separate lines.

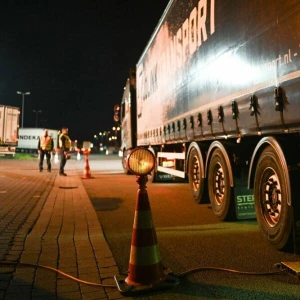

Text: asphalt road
xmin=1 ymin=154 xmax=299 ymax=299
xmin=82 ymin=154 xmax=300 ymax=300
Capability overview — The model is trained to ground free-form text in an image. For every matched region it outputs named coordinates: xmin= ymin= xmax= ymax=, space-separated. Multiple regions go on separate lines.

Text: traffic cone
xmin=77 ymin=151 xmax=81 ymax=161
xmin=125 ymin=175 xmax=165 ymax=286
xmin=82 ymin=150 xmax=91 ymax=179
xmin=54 ymin=152 xmax=59 ymax=164
xmin=114 ymin=175 xmax=179 ymax=295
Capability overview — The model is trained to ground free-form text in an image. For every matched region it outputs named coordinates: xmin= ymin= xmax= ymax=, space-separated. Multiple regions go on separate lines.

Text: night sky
xmin=0 ymin=1 xmax=170 ymax=143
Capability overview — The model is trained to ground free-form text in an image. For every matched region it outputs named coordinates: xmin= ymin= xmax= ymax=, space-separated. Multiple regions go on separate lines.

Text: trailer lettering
xmin=237 ymin=195 xmax=254 ymax=204
xmin=18 ymin=135 xmax=39 ymax=140
xmin=182 ymin=18 xmax=189 ymax=63
xmin=139 ymin=0 xmax=216 ymax=103
xmin=263 ymin=48 xmax=294 ymax=70
xmin=141 ymin=64 xmax=158 ymax=101
xmin=175 ymin=0 xmax=215 ymax=67
xmin=176 ymin=27 xmax=183 ymax=69
xmin=198 ymin=0 xmax=208 ymax=47
xmin=189 ymin=8 xmax=197 ymax=55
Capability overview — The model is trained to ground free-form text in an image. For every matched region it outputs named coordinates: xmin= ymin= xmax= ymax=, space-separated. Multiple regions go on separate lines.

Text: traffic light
xmin=114 ymin=104 xmax=120 ymax=122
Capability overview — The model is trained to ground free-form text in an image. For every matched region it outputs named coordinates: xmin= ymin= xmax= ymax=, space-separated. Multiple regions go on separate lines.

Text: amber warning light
xmin=127 ymin=148 xmax=155 ymax=175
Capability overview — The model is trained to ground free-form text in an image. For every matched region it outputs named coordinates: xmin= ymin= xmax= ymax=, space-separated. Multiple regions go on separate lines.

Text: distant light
xmin=17 ymin=91 xmax=31 ymax=95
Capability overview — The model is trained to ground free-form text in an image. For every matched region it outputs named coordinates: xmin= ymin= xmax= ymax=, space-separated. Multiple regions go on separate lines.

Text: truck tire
xmin=188 ymin=147 xmax=204 ymax=203
xmin=254 ymin=146 xmax=293 ymax=250
xmin=208 ymin=148 xmax=234 ymax=221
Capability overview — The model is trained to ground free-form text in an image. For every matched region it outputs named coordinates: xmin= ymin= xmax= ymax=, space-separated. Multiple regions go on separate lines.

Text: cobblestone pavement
xmin=0 ymin=158 xmax=130 ymax=300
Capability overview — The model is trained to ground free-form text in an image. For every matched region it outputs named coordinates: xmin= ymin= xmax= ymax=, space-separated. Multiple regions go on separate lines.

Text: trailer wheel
xmin=208 ymin=148 xmax=234 ymax=221
xmin=188 ymin=148 xmax=204 ymax=203
xmin=254 ymin=146 xmax=292 ymax=250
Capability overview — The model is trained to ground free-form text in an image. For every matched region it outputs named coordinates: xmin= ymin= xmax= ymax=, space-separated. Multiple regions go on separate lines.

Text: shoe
xmin=59 ymin=173 xmax=67 ymax=176
xmin=39 ymin=170 xmax=43 ymax=172
xmin=47 ymin=169 xmax=51 ymax=172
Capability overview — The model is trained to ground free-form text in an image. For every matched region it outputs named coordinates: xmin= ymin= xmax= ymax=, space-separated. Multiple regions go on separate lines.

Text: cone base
xmin=114 ymin=272 xmax=179 ymax=296
xmin=125 ymin=261 xmax=166 ymax=286
xmin=82 ymin=174 xmax=92 ymax=179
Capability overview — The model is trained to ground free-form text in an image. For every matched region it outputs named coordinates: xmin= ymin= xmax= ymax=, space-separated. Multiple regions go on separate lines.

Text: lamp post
xmin=17 ymin=91 xmax=31 ymax=128
xmin=33 ymin=109 xmax=42 ymax=127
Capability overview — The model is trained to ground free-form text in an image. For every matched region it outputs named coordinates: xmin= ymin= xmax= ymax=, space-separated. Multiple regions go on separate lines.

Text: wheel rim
xmin=213 ymin=163 xmax=225 ymax=205
xmin=191 ymin=156 xmax=200 ymax=192
xmin=260 ymin=167 xmax=282 ymax=227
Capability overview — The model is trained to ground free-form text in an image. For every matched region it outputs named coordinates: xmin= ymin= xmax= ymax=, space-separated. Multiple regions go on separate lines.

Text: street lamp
xmin=33 ymin=109 xmax=42 ymax=127
xmin=17 ymin=91 xmax=31 ymax=128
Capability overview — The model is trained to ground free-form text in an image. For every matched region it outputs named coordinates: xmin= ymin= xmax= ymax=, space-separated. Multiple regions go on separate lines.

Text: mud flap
xmin=293 ymin=207 xmax=300 ymax=255
xmin=290 ymin=171 xmax=300 ymax=255
xmin=293 ymin=214 xmax=300 ymax=254
xmin=234 ymin=186 xmax=256 ymax=220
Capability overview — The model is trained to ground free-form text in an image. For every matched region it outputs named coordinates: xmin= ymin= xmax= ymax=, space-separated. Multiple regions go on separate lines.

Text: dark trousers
xmin=59 ymin=149 xmax=67 ymax=174
xmin=39 ymin=150 xmax=51 ymax=171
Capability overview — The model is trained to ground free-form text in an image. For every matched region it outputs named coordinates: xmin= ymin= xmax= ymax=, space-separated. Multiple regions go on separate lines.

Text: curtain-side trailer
xmin=118 ymin=0 xmax=300 ymax=252
xmin=0 ymin=105 xmax=20 ymax=156
xmin=17 ymin=128 xmax=59 ymax=154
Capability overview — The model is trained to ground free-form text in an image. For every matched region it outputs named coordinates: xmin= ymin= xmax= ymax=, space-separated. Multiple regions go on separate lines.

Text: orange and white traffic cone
xmin=54 ymin=151 xmax=59 ymax=164
xmin=125 ymin=175 xmax=165 ymax=286
xmin=77 ymin=150 xmax=81 ymax=161
xmin=114 ymin=175 xmax=179 ymax=295
xmin=82 ymin=150 xmax=91 ymax=179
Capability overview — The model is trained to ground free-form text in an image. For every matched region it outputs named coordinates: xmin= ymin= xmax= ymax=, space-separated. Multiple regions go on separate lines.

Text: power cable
xmin=0 ymin=261 xmax=116 ymax=288
xmin=174 ymin=266 xmax=286 ymax=278
xmin=0 ymin=261 xmax=287 ymax=289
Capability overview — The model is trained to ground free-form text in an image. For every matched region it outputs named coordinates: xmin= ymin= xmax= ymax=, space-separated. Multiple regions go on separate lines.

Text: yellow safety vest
xmin=40 ymin=136 xmax=52 ymax=151
xmin=59 ymin=134 xmax=71 ymax=149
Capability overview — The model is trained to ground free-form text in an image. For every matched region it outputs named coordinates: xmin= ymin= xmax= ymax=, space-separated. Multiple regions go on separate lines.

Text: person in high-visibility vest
xmin=58 ymin=127 xmax=71 ymax=176
xmin=37 ymin=129 xmax=54 ymax=172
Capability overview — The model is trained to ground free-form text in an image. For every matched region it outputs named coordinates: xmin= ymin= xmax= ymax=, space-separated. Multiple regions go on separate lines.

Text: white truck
xmin=0 ymin=105 xmax=20 ymax=156
xmin=17 ymin=128 xmax=59 ymax=153
xmin=118 ymin=0 xmax=300 ymax=253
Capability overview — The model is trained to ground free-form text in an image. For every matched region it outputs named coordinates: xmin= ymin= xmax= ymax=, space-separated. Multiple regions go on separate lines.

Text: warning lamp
xmin=127 ymin=148 xmax=155 ymax=175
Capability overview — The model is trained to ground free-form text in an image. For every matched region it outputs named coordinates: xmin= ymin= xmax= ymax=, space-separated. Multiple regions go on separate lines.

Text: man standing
xmin=38 ymin=129 xmax=54 ymax=172
xmin=58 ymin=127 xmax=71 ymax=176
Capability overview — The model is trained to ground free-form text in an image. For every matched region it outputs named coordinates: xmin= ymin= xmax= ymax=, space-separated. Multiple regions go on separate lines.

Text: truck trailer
xmin=0 ymin=105 xmax=20 ymax=156
xmin=17 ymin=128 xmax=59 ymax=154
xmin=118 ymin=0 xmax=300 ymax=252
